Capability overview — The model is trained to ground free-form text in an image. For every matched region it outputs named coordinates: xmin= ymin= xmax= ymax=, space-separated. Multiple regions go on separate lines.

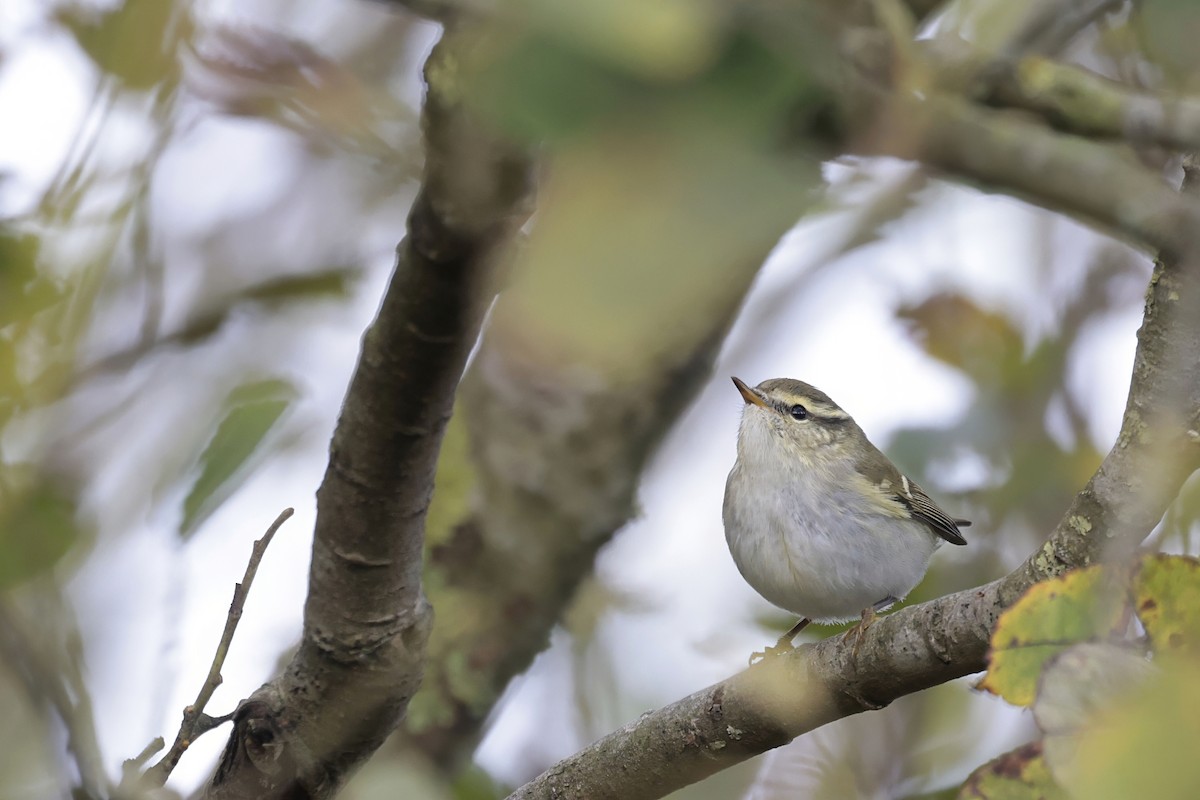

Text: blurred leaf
xmin=901 ymin=789 xmax=960 ymax=800
xmin=0 ymin=231 xmax=58 ymax=328
xmin=1139 ymin=0 xmax=1200 ymax=89
xmin=450 ymin=765 xmax=506 ymax=800
xmin=523 ymin=0 xmax=726 ymax=81
xmin=0 ymin=336 xmax=15 ymax=427
xmin=179 ymin=378 xmax=295 ymax=538
xmin=464 ymin=20 xmax=825 ymax=146
xmin=957 ymin=741 xmax=1067 ymax=800
xmin=1067 ymin=658 xmax=1200 ymax=800
xmin=1159 ymin=472 xmax=1200 ymax=552
xmin=0 ymin=672 xmax=61 ymax=798
xmin=484 ymin=121 xmax=819 ymax=377
xmin=898 ymin=294 xmax=1023 ymax=387
xmin=184 ymin=26 xmax=400 ymax=154
xmin=465 ymin=33 xmax=636 ymax=142
xmin=340 ymin=752 xmax=457 ymax=800
xmin=0 ymin=475 xmax=83 ymax=589
xmin=1033 ymin=642 xmax=1154 ymax=789
xmin=979 ymin=566 xmax=1128 ymax=706
xmin=564 ymin=575 xmax=653 ymax=643
xmin=57 ymin=0 xmax=191 ymax=90
xmin=1133 ymin=553 xmax=1200 ymax=656
xmin=241 ymin=268 xmax=360 ymax=306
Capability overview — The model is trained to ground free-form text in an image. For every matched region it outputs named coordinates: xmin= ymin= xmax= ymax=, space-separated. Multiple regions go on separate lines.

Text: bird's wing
xmin=896 ymin=476 xmax=969 ymax=546
xmin=854 ymin=439 xmax=970 ymax=546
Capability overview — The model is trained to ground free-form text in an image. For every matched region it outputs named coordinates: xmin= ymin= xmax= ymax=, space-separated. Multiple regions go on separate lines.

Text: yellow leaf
xmin=979 ymin=566 xmax=1128 ymax=706
xmin=1133 ymin=553 xmax=1200 ymax=656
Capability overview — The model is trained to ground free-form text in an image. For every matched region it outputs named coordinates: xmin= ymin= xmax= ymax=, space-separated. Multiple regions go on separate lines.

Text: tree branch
xmin=504 ymin=169 xmax=1200 ymax=800
xmin=853 ymin=89 xmax=1200 ymax=257
xmin=144 ymin=508 xmax=293 ymax=787
xmin=403 ymin=252 xmax=767 ymax=769
xmin=924 ymin=39 xmax=1200 ymax=152
xmin=199 ymin=28 xmax=532 ymax=799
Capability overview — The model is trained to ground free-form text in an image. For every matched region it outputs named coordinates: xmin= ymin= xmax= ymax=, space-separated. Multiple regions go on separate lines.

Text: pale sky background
xmin=0 ymin=1 xmax=1145 ymax=796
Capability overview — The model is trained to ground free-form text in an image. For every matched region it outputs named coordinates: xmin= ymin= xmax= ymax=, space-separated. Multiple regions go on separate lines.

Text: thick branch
xmin=505 ymin=174 xmax=1200 ymax=800
xmin=924 ymin=40 xmax=1200 ymax=152
xmin=852 ymin=91 xmax=1200 ymax=257
xmin=403 ymin=255 xmax=766 ymax=769
xmin=199 ymin=29 xmax=532 ymax=800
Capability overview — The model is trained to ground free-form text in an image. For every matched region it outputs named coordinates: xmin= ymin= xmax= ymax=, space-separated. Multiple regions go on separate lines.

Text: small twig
xmin=120 ymin=737 xmax=166 ymax=790
xmin=141 ymin=508 xmax=295 ymax=788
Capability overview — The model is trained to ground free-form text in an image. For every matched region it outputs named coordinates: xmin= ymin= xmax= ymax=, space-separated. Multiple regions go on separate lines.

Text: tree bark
xmin=200 ymin=29 xmax=532 ymax=800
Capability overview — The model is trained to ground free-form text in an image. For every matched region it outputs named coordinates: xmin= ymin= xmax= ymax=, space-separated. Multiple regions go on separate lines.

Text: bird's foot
xmin=748 ymin=642 xmax=793 ymax=665
xmin=847 ymin=606 xmax=878 ymax=657
xmin=749 ymin=618 xmax=811 ymax=665
xmin=846 ymin=597 xmax=898 ymax=659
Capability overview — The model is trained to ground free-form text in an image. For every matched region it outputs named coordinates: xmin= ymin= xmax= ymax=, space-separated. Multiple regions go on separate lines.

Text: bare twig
xmin=75 ymin=268 xmax=361 ymax=383
xmin=142 ymin=507 xmax=294 ymax=788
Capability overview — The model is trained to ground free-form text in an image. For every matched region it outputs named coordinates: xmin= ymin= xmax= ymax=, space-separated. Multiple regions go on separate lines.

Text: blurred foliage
xmin=1135 ymin=551 xmax=1200 ymax=654
xmin=452 ymin=4 xmax=834 ymax=380
xmin=56 ymin=0 xmax=189 ymax=91
xmin=465 ymin=18 xmax=830 ymax=148
xmin=963 ymin=554 xmax=1200 ymax=798
xmin=0 ymin=471 xmax=85 ymax=590
xmin=1138 ymin=0 xmax=1200 ymax=89
xmin=1066 ymin=657 xmax=1200 ymax=799
xmin=2 ymin=0 xmax=418 ymax=795
xmin=892 ymin=264 xmax=1128 ymax=548
xmin=179 ymin=378 xmax=296 ymax=539
xmin=959 ymin=742 xmax=1066 ymax=800
xmin=979 ymin=565 xmax=1128 ymax=706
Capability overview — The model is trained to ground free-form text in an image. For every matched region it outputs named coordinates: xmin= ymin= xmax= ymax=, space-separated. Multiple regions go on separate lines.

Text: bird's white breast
xmin=723 ymin=410 xmax=938 ymax=622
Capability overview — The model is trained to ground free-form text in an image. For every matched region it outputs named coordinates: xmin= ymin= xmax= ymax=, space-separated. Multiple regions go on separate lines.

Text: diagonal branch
xmin=504 ymin=169 xmax=1200 ymax=800
xmin=199 ymin=28 xmax=532 ymax=800
xmin=403 ymin=252 xmax=767 ymax=770
xmin=852 ymin=89 xmax=1200 ymax=257
xmin=923 ymin=39 xmax=1200 ymax=152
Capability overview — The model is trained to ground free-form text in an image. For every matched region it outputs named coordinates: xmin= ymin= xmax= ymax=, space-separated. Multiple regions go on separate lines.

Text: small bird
xmin=723 ymin=377 xmax=968 ymax=660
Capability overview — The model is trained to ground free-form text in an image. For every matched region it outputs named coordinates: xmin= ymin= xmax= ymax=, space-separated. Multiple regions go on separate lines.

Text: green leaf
xmin=180 ymin=379 xmax=295 ymax=538
xmin=0 ymin=476 xmax=83 ymax=589
xmin=1133 ymin=553 xmax=1200 ymax=656
xmin=461 ymin=17 xmax=823 ymax=146
xmin=56 ymin=0 xmax=191 ymax=90
xmin=958 ymin=742 xmax=1068 ymax=799
xmin=979 ymin=566 xmax=1128 ymax=706
xmin=242 ymin=269 xmax=360 ymax=306
xmin=897 ymin=293 xmax=1023 ymax=387
xmin=1 ymin=230 xmax=58 ymax=328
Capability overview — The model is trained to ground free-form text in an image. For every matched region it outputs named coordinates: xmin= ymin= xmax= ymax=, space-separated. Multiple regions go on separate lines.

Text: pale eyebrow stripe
xmin=779 ymin=394 xmax=850 ymax=420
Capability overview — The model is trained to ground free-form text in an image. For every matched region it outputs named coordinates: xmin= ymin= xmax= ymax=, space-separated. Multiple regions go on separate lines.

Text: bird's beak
xmin=731 ymin=376 xmax=769 ymax=409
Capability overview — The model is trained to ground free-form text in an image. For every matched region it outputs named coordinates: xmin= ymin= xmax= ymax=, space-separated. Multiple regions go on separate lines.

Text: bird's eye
xmin=790 ymin=404 xmax=808 ymax=420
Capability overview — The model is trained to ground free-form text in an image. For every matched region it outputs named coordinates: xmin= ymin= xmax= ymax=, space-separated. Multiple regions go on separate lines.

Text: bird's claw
xmin=847 ymin=606 xmax=879 ymax=659
xmin=748 ymin=641 xmax=794 ymax=665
